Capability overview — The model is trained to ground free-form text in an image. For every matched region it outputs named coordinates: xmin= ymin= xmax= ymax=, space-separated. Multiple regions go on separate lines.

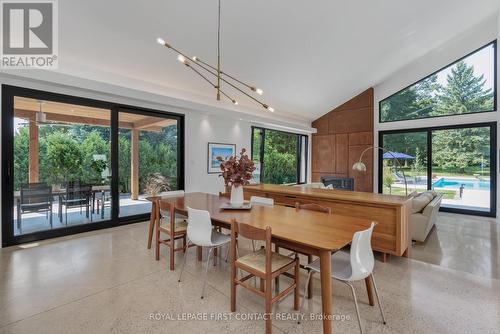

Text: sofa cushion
xmin=411 ymin=193 xmax=432 ymax=213
xmin=422 ymin=190 xmax=437 ymax=198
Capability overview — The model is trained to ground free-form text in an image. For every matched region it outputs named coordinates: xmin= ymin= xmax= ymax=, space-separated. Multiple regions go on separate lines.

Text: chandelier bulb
xmin=256 ymin=88 xmax=263 ymax=95
xmin=268 ymin=106 xmax=274 ymax=112
xmin=192 ymin=56 xmax=198 ymax=61
xmin=177 ymin=55 xmax=186 ymax=63
xmin=233 ymin=100 xmax=238 ymax=105
xmin=156 ymin=37 xmax=165 ymax=45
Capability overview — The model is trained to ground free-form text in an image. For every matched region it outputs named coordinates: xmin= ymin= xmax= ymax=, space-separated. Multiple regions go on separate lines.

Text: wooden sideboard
xmin=244 ymin=184 xmax=411 ymax=259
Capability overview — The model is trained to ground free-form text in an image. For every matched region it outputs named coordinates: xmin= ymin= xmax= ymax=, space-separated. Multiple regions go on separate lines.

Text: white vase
xmin=230 ymin=185 xmax=244 ymax=205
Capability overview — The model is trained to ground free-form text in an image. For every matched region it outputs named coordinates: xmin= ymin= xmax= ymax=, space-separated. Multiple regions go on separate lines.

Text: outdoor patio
xmin=13 ymin=196 xmax=152 ymax=236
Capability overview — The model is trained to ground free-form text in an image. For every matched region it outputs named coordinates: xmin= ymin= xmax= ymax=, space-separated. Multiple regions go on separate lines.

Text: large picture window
xmin=379 ymin=123 xmax=496 ymax=217
xmin=251 ymin=127 xmax=308 ymax=184
xmin=380 ymin=41 xmax=496 ymax=122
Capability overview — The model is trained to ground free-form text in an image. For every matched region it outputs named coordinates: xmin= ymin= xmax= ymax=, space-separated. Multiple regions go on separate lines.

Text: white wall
xmin=373 ymin=15 xmax=499 ymax=215
xmin=0 ymin=72 xmax=313 ymax=245
xmin=184 ymin=113 xmax=252 ymax=193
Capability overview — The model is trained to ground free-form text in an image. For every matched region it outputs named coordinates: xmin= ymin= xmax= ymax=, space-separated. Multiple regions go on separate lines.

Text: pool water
xmin=432 ymin=178 xmax=490 ymax=190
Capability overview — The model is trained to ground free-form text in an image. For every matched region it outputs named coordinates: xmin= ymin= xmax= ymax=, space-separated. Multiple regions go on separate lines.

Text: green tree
xmin=118 ymin=135 xmax=131 ymax=193
xmin=380 ymin=74 xmax=439 ymax=121
xmin=13 ymin=126 xmax=29 ymax=191
xmin=432 ymin=127 xmax=489 ymax=174
xmin=44 ymin=131 xmax=83 ymax=184
xmin=383 ymin=163 xmax=395 ymax=194
xmin=81 ymin=131 xmax=110 ymax=184
xmin=263 ymin=150 xmax=297 ymax=184
xmin=435 ymin=61 xmax=493 ymax=115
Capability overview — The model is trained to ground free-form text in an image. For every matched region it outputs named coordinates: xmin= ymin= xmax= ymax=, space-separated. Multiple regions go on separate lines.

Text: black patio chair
xmin=17 ymin=183 xmax=53 ymax=233
xmin=59 ymin=181 xmax=92 ymax=225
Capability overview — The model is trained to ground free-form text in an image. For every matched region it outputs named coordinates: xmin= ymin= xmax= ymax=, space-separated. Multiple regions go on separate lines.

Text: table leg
xmin=365 ymin=276 xmax=375 ymax=306
xmin=147 ymin=201 xmax=157 ymax=249
xmin=319 ymin=250 xmax=332 ymax=334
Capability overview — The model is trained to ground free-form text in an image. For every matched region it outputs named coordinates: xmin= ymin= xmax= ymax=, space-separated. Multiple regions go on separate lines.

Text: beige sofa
xmin=410 ymin=191 xmax=443 ymax=242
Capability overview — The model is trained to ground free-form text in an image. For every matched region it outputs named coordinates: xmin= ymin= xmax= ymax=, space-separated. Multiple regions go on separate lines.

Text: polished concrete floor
xmin=1 ymin=220 xmax=499 ymax=334
xmin=411 ymin=212 xmax=500 ymax=279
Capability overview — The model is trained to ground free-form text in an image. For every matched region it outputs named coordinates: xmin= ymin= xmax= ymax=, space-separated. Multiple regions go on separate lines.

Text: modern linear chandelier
xmin=156 ymin=0 xmax=274 ymax=112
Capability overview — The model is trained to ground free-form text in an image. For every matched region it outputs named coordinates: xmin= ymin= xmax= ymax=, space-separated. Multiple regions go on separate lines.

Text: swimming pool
xmin=432 ymin=178 xmax=490 ymax=190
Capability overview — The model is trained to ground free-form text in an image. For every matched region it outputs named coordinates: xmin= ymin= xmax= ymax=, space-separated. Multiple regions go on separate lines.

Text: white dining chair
xmin=178 ymin=207 xmax=231 ymax=299
xmin=250 ymin=196 xmax=274 ymax=206
xmin=299 ymin=222 xmax=386 ymax=334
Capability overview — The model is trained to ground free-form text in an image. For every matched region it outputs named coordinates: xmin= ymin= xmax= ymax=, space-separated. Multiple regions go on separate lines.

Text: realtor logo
xmin=1 ymin=0 xmax=58 ymax=68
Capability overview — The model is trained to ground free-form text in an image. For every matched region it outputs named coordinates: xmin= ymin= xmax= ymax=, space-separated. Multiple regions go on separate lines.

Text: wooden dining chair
xmin=275 ymin=202 xmax=332 ymax=299
xmin=230 ymin=221 xmax=300 ymax=334
xmin=155 ymin=200 xmax=189 ymax=270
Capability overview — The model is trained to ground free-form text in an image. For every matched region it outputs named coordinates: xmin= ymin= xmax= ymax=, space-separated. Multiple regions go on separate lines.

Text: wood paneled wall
xmin=311 ymin=88 xmax=374 ymax=192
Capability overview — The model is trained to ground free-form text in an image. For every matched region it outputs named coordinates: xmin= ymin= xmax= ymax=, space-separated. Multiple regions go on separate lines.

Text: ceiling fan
xmin=20 ymin=100 xmax=73 ymax=127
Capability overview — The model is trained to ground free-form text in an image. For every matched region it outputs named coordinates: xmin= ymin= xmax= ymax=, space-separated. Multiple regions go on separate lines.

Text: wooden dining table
xmin=157 ymin=192 xmax=376 ymax=334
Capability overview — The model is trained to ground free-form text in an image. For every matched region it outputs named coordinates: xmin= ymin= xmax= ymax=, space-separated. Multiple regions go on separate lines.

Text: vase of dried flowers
xmin=144 ymin=173 xmax=171 ymax=197
xmin=217 ymin=148 xmax=256 ymax=205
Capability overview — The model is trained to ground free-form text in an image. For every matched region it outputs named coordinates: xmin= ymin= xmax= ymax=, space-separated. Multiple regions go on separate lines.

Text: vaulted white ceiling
xmin=51 ymin=0 xmax=500 ymax=121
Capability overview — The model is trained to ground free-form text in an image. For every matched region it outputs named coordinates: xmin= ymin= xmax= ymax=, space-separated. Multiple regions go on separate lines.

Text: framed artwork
xmin=207 ymin=142 xmax=236 ymax=174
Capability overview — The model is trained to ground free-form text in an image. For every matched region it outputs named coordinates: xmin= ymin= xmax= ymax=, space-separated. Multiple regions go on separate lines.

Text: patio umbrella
xmin=382 ymin=151 xmax=415 ymax=160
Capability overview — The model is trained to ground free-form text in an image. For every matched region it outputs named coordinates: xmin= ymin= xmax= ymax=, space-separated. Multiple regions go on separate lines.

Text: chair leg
xmin=201 ymin=247 xmax=213 ymax=299
xmin=345 ymin=282 xmax=363 ymax=334
xmin=225 ymin=243 xmax=230 ymax=262
xmin=307 ymin=255 xmax=313 ymax=299
xmin=178 ymin=240 xmax=190 ymax=283
xmin=49 ymin=209 xmax=53 ymax=228
xmin=298 ymin=271 xmax=313 ymax=324
xmin=169 ymin=234 xmax=175 ymax=271
xmin=155 ymin=228 xmax=160 ymax=261
xmin=274 ymin=244 xmax=280 ymax=294
xmin=265 ymin=275 xmax=273 ymax=334
xmin=371 ymin=273 xmax=387 ymax=325
xmin=294 ymin=257 xmax=300 ymax=311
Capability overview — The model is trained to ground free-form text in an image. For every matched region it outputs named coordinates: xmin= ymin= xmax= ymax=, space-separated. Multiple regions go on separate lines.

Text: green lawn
xmin=383 ymin=186 xmax=456 ymax=199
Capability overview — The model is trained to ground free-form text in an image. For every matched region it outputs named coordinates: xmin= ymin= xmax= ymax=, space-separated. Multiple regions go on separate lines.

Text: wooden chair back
xmin=231 ymin=221 xmax=272 ymax=273
xmin=295 ymin=202 xmax=332 ymax=214
xmin=158 ymin=199 xmax=175 ymax=232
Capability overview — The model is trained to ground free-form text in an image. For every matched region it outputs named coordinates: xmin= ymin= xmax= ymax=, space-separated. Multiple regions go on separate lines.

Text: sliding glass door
xmin=431 ymin=126 xmax=492 ymax=213
xmin=118 ymin=110 xmax=180 ymax=218
xmin=380 ymin=131 xmax=428 ymax=196
xmin=12 ymin=97 xmax=112 ymax=236
xmin=379 ymin=123 xmax=496 ymax=216
xmin=2 ymin=85 xmax=184 ymax=246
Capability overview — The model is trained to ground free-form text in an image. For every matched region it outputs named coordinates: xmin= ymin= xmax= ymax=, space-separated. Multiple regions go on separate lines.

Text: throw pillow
xmin=412 ymin=194 xmax=432 ymax=213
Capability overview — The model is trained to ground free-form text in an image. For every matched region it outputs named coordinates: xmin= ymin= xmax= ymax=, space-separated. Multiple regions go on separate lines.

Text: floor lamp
xmin=352 ymin=146 xmax=408 ymax=196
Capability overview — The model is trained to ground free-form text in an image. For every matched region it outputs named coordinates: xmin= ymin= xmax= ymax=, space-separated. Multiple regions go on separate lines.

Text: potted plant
xmin=144 ymin=173 xmax=171 ymax=197
xmin=90 ymin=159 xmax=108 ymax=185
xmin=217 ymin=148 xmax=256 ymax=205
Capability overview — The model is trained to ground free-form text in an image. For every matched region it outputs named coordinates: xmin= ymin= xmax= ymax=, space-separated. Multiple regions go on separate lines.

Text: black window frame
xmin=379 ymin=40 xmax=497 ymax=123
xmin=250 ymin=126 xmax=308 ymax=185
xmin=1 ymin=84 xmax=185 ymax=247
xmin=378 ymin=122 xmax=497 ymax=217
